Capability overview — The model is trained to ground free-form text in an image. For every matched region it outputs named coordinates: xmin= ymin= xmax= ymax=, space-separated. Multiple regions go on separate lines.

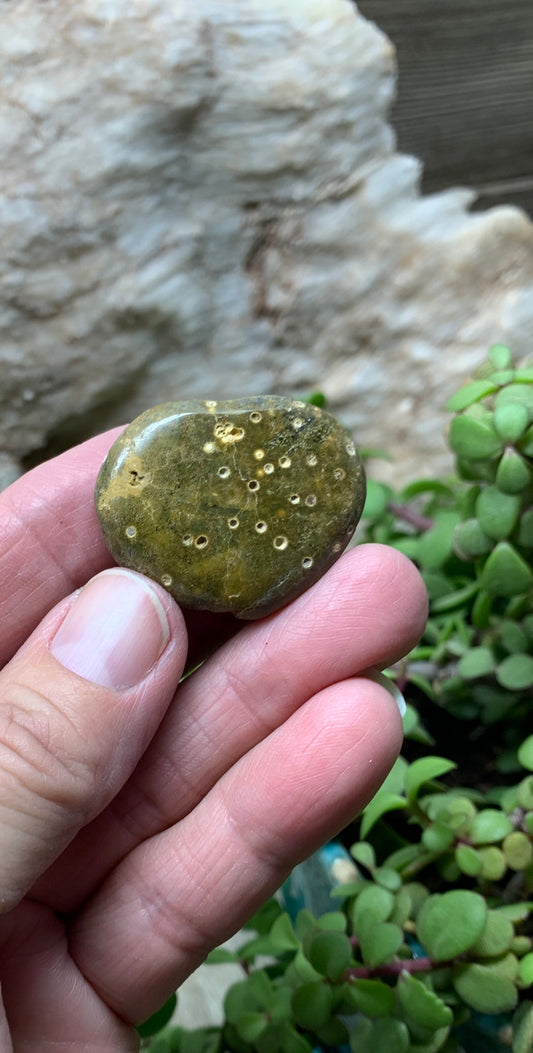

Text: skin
xmin=0 ymin=428 xmax=428 ymax=1052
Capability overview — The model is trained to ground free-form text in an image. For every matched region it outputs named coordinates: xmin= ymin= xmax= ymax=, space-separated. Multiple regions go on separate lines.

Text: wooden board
xmin=356 ymin=0 xmax=533 ymax=214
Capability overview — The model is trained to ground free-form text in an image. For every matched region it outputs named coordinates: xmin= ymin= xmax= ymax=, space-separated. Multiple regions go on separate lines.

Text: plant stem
xmin=344 ymin=956 xmax=434 ymax=981
xmin=387 ymin=502 xmax=434 ymax=532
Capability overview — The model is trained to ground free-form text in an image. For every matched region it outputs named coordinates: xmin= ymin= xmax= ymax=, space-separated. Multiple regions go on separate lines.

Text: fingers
xmin=0 ymin=569 xmax=186 ymax=913
xmin=71 ymin=676 xmax=403 ymax=1022
xmin=35 ymin=544 xmax=427 ymax=911
xmin=0 ymin=429 xmax=123 ymax=665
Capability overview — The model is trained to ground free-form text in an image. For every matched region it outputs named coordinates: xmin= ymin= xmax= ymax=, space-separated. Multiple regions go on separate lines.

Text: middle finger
xmin=35 ymin=544 xmax=426 ymax=910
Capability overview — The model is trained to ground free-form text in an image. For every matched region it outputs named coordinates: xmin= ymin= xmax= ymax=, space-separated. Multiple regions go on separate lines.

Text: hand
xmin=0 ymin=429 xmax=427 ymax=1052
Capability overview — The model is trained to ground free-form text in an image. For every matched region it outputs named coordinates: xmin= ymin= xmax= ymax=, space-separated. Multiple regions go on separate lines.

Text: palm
xmin=0 ymin=430 xmax=426 ymax=1051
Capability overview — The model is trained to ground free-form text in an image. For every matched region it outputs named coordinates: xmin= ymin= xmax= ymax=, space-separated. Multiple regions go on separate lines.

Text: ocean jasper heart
xmin=94 ymin=397 xmax=366 ymax=619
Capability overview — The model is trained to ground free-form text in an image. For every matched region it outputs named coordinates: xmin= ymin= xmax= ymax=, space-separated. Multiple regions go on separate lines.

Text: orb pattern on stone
xmin=94 ymin=396 xmax=366 ymax=619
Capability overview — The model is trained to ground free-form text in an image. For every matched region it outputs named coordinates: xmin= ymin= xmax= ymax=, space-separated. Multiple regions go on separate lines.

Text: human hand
xmin=0 ymin=429 xmax=427 ymax=1052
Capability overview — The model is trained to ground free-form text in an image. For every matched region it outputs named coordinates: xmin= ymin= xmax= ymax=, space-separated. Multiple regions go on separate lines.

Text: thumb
xmin=0 ymin=568 xmax=186 ymax=913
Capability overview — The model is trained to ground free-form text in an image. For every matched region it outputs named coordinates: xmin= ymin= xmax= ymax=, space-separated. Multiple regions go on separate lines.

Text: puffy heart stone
xmin=95 ymin=397 xmax=366 ymax=619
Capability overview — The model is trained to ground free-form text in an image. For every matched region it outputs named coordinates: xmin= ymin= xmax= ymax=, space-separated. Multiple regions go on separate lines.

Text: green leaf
xmin=519 ymin=954 xmax=533 ymax=987
xmin=360 ymin=792 xmax=406 ymax=838
xmin=453 ymin=963 xmax=518 ymax=1013
xmin=471 ymin=911 xmax=514 ymax=957
xmin=417 ymin=891 xmax=487 ymax=961
xmin=502 ymin=831 xmax=533 ymax=870
xmin=453 ymin=518 xmax=493 ymax=559
xmin=497 ymin=653 xmax=533 ymax=690
xmin=397 ymin=972 xmax=453 ymax=1031
xmin=517 ymin=775 xmax=533 ymax=809
xmin=305 ymin=930 xmax=352 ymax=982
xmin=205 ymin=948 xmax=240 ymax=965
xmin=496 ymin=449 xmax=531 ymax=493
xmin=449 ymin=414 xmax=502 ymax=461
xmin=480 ymin=541 xmax=533 ymax=597
xmin=478 ymin=846 xmax=507 ymax=881
xmin=496 ymin=382 xmax=533 ymax=416
xmin=470 ymin=808 xmax=514 ymax=844
xmin=350 ymin=841 xmax=376 ymax=870
xmin=417 ymin=511 xmax=461 ymax=570
xmin=404 ymin=756 xmax=456 ymax=804
xmin=475 ymin=485 xmax=521 ymax=540
xmin=136 ymin=993 xmax=178 ymax=1038
xmin=422 ymin=821 xmax=455 ymax=853
xmin=351 ymin=979 xmax=395 ymax=1018
xmin=315 ymin=1016 xmax=349 ymax=1047
xmin=291 ymin=982 xmax=333 ymax=1031
xmin=495 ymin=902 xmax=533 ymax=922
xmin=279 ymin=1023 xmax=312 ymax=1053
xmin=359 ymin=922 xmax=403 ymax=968
xmin=489 ymin=344 xmax=513 ymax=370
xmin=447 ymin=379 xmax=498 ymax=412
xmin=499 ymin=619 xmax=530 ymax=654
xmin=374 ymin=866 xmax=402 ymax=892
xmin=517 ymin=508 xmax=533 ymax=548
xmin=352 ymin=885 xmax=395 ymax=934
xmin=269 ymin=913 xmax=300 ymax=952
xmin=236 ymin=1012 xmax=268 ymax=1043
xmin=457 ymin=646 xmax=495 ymax=679
xmin=455 ymin=844 xmax=483 ymax=876
xmin=512 ymin=1000 xmax=533 ymax=1053
xmin=367 ymin=1017 xmax=410 ymax=1053
xmin=494 ymin=400 xmax=529 ymax=442
xmin=518 ymin=735 xmax=533 ymax=771
xmin=362 ymin=478 xmax=393 ymax=519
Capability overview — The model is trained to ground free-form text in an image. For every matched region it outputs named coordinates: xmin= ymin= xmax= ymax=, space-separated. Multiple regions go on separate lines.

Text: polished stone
xmin=95 ymin=397 xmax=366 ymax=619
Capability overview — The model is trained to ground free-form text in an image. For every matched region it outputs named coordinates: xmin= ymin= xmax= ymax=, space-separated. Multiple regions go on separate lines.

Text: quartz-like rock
xmin=2 ymin=0 xmax=533 ymax=487
xmin=95 ymin=398 xmax=365 ymax=618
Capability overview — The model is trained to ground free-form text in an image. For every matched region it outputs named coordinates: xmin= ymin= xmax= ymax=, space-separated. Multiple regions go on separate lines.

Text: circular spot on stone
xmin=279 ymin=455 xmax=291 ymax=468
xmin=346 ymin=440 xmax=356 ymax=456
xmin=305 ymin=494 xmax=317 ymax=506
xmin=302 ymin=556 xmax=313 ymax=569
xmin=264 ymin=463 xmax=275 ymax=474
xmin=289 ymin=494 xmax=300 ymax=505
xmin=248 ymin=479 xmax=260 ymax=491
xmin=204 ymin=400 xmax=217 ymax=410
xmin=249 ymin=411 xmax=262 ymax=423
xmin=125 ymin=525 xmax=137 ymax=538
xmin=182 ymin=534 xmax=193 ymax=546
xmin=195 ymin=535 xmax=208 ymax=549
xmin=306 ymin=454 xmax=318 ymax=467
xmin=255 ymin=521 xmax=267 ymax=533
xmin=292 ymin=417 xmax=305 ymax=430
xmin=203 ymin=441 xmax=216 ymax=454
xmin=254 ymin=449 xmax=265 ymax=460
xmin=274 ymin=535 xmax=289 ymax=550
xmin=334 ymin=468 xmax=345 ymax=480
xmin=218 ymin=466 xmax=231 ymax=478
xmin=161 ymin=573 xmax=173 ymax=586
xmin=228 ymin=517 xmax=239 ymax=529
xmin=332 ymin=540 xmax=342 ymax=553
xmin=214 ymin=421 xmax=245 ymax=444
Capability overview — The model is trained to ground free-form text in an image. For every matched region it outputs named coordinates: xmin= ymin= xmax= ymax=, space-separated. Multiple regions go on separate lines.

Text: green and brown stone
xmin=94 ymin=397 xmax=366 ymax=619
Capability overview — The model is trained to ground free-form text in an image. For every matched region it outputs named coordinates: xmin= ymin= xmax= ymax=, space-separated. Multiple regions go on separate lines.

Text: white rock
xmin=1 ymin=0 xmax=533 ymax=486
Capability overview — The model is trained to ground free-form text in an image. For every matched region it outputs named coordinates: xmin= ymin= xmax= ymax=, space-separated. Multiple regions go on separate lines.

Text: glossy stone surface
xmin=95 ymin=397 xmax=366 ymax=619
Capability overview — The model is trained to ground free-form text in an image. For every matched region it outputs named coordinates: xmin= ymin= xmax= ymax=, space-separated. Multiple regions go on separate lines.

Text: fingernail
xmin=366 ymin=668 xmax=407 ymax=718
xmin=50 ymin=569 xmax=170 ymax=690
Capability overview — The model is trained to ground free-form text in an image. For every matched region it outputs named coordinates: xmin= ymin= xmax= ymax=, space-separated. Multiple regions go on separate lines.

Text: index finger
xmin=0 ymin=429 xmax=123 ymax=664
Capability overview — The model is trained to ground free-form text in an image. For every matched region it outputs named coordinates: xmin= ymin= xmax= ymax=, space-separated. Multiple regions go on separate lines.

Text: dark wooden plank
xmin=355 ymin=0 xmax=533 ymax=214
